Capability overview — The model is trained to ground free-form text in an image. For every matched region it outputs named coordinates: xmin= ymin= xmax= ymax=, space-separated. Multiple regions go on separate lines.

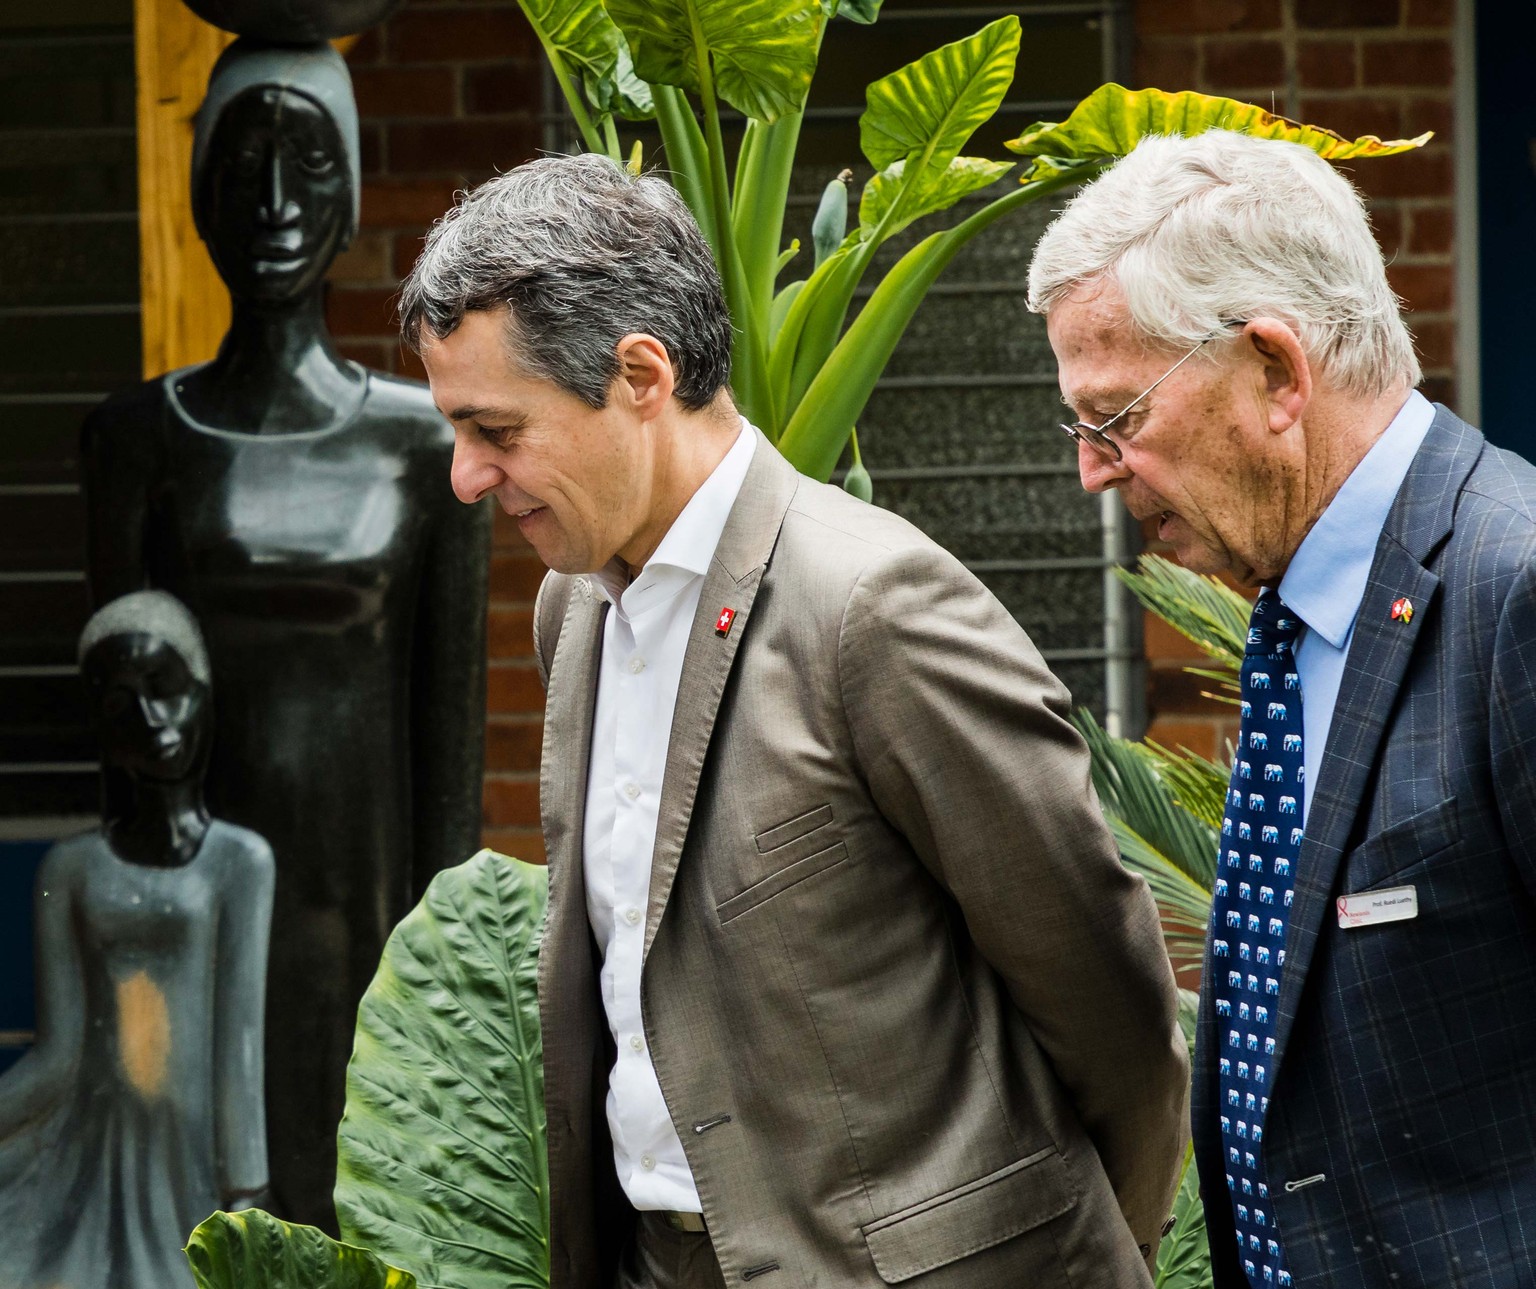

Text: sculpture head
xmin=80 ymin=592 xmax=213 ymax=787
xmin=192 ymin=39 xmax=361 ymax=305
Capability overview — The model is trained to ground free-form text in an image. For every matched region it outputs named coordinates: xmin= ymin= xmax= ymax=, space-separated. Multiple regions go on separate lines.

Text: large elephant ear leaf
xmin=185 ymin=1210 xmax=417 ymax=1289
xmin=855 ymin=155 xmax=1012 ymax=245
xmin=604 ymin=0 xmax=825 ymax=122
xmin=516 ymin=0 xmax=651 ymax=120
xmin=860 ymin=15 xmax=1020 ymax=174
xmin=335 ymin=850 xmax=551 ymax=1289
xmin=1007 ymin=83 xmax=1431 ymax=180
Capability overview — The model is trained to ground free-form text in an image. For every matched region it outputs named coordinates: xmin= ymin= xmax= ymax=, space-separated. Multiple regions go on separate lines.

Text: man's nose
xmin=449 ymin=435 xmax=502 ymax=505
xmin=1077 ymin=439 xmax=1131 ymax=494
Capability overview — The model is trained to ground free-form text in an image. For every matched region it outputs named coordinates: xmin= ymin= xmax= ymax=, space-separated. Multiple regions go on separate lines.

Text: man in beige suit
xmin=402 ymin=153 xmax=1188 ymax=1288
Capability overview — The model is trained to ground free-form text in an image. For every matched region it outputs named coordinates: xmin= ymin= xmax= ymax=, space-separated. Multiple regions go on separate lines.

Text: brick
xmin=351 ymin=66 xmax=457 ymax=119
xmin=393 ymin=230 xmax=429 ymax=280
xmin=1133 ymin=39 xmax=1199 ymax=89
xmin=1294 ymin=0 xmax=1400 ymax=27
xmin=1368 ymin=203 xmax=1404 ymax=256
xmin=398 ymin=344 xmax=429 ymax=382
xmin=1410 ymin=317 xmax=1454 ymax=369
xmin=336 ymin=340 xmax=395 ymax=371
xmin=1361 ymin=38 xmax=1451 ymax=87
xmin=480 ymin=827 xmax=545 ymax=864
xmin=1404 ymin=94 xmax=1452 ymax=140
xmin=1148 ymin=666 xmax=1235 ymax=720
xmin=1386 ymin=261 xmax=1453 ymax=312
xmin=1144 ymin=719 xmax=1221 ymax=761
xmin=328 ymin=231 xmax=392 ymax=284
xmin=386 ymin=9 xmax=536 ymax=62
xmin=1297 ymin=39 xmax=1357 ymax=91
xmin=464 ymin=62 xmax=543 ymax=116
xmin=360 ymin=178 xmax=462 ymax=226
xmin=1407 ymin=203 xmax=1453 ymax=255
xmin=485 ymin=718 xmax=542 ymax=771
xmin=1201 ymin=37 xmax=1286 ymax=90
xmin=326 ymin=286 xmax=399 ymax=338
xmin=1405 ymin=0 xmax=1453 ymax=25
xmin=1419 ymin=374 xmax=1455 ymax=405
xmin=360 ymin=123 xmax=384 ymax=177
xmin=490 ymin=551 xmax=547 ymax=601
xmin=487 ymin=663 xmax=546 ymax=713
xmin=1144 ymin=611 xmax=1207 ymax=665
xmin=488 ymin=605 xmax=536 ymax=657
xmin=1138 ymin=0 xmax=1278 ymax=36
xmin=346 ymin=27 xmax=383 ymax=65
xmin=1298 ymin=94 xmax=1401 ymax=142
xmin=482 ymin=776 xmax=540 ymax=827
xmin=1347 ymin=146 xmax=1452 ymax=200
xmin=388 ymin=119 xmax=539 ymax=175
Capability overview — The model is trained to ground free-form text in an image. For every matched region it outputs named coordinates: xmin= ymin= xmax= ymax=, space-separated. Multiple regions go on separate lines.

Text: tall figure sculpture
xmin=0 ymin=591 xmax=273 ymax=1289
xmin=80 ymin=40 xmax=491 ymax=1229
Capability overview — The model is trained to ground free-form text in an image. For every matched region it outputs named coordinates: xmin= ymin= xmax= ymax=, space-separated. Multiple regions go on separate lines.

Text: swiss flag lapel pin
xmin=715 ymin=607 xmax=737 ymax=637
xmin=1390 ymin=596 xmax=1414 ymax=624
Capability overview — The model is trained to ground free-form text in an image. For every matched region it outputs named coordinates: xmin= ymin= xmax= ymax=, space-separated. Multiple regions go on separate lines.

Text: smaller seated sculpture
xmin=0 ymin=591 xmax=274 ymax=1289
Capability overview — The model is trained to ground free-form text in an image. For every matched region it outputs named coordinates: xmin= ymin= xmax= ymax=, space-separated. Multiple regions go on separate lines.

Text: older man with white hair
xmin=1029 ymin=128 xmax=1536 ymax=1289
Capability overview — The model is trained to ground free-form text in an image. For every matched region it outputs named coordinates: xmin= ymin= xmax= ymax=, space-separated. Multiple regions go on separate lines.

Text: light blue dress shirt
xmin=1277 ymin=390 xmax=1436 ymax=818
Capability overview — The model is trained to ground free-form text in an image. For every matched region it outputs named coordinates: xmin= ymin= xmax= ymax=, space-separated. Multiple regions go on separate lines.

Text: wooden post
xmin=134 ymin=0 xmax=232 ymax=378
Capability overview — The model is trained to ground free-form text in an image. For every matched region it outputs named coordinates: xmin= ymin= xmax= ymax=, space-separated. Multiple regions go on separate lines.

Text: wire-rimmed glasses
xmin=1060 ymin=334 xmax=1219 ymax=463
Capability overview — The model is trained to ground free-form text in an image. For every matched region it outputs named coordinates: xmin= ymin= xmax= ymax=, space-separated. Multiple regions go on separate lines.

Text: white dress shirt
xmin=583 ymin=420 xmax=756 ymax=1211
xmin=1278 ymin=390 xmax=1435 ymax=817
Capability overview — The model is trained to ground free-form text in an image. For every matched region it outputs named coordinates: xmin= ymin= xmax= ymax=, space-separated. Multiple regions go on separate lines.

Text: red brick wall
xmin=328 ymin=0 xmax=550 ymax=860
xmin=1133 ymin=0 xmax=1455 ymax=754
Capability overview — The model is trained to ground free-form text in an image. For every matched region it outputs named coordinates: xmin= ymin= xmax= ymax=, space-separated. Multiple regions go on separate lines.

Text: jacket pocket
xmin=861 ymin=1147 xmax=1078 ymax=1284
xmin=1345 ymin=795 xmax=1458 ymax=892
xmin=717 ymin=842 xmax=848 ymax=924
xmin=755 ymin=803 xmax=834 ymax=854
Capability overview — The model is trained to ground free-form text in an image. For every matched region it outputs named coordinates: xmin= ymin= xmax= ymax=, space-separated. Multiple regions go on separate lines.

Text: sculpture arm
xmin=0 ymin=847 xmax=85 ymax=1136
xmin=214 ymin=833 xmax=276 ymax=1201
xmin=80 ymin=396 xmax=153 ymax=606
xmin=410 ymin=496 xmax=493 ymax=894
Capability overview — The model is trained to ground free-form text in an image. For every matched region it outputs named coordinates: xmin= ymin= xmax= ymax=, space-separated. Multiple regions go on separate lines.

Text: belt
xmin=659 ymin=1210 xmax=707 ymax=1234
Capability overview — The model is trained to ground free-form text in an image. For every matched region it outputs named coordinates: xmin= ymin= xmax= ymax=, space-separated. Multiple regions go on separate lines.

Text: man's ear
xmin=613 ymin=333 xmax=675 ymax=420
xmin=1241 ymin=318 xmax=1311 ymax=433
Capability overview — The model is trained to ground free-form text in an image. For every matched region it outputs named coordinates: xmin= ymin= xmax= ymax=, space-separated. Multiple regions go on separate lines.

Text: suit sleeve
xmin=836 ymin=543 xmax=1189 ymax=1253
xmin=1490 ymin=558 xmax=1536 ymax=894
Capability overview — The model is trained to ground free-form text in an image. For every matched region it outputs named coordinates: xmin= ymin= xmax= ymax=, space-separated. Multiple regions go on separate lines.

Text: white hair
xmin=1026 ymin=129 xmax=1420 ymax=398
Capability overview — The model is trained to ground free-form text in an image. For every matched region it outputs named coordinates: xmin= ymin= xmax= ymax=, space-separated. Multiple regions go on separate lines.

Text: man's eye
xmin=475 ymin=423 xmax=514 ymax=446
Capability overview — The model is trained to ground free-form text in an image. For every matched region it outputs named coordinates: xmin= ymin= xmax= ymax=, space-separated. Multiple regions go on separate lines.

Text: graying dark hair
xmin=399 ymin=154 xmax=733 ymax=411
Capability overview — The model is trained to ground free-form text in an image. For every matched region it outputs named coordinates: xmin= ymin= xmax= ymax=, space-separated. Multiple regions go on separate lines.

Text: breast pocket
xmin=1344 ymin=795 xmax=1459 ymax=893
xmin=716 ymin=804 xmax=847 ymax=924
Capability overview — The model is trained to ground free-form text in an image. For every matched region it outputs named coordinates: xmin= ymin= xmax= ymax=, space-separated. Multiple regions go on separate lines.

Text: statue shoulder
xmin=206 ymin=819 xmax=277 ymax=877
xmin=81 ymin=373 xmax=174 ymax=446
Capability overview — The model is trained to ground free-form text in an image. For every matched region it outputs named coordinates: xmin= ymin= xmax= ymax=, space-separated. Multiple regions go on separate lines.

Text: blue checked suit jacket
xmin=1193 ymin=406 xmax=1536 ymax=1288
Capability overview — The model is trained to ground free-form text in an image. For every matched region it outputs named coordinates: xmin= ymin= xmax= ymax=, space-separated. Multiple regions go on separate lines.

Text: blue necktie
xmin=1209 ymin=587 xmax=1303 ymax=1289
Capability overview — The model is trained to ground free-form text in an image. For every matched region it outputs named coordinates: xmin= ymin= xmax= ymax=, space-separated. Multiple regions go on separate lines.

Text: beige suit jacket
xmin=534 ymin=436 xmax=1188 ymax=1288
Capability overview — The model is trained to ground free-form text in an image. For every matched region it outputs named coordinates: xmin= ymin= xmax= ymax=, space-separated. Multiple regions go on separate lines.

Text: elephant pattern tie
xmin=1209 ymin=586 xmax=1302 ymax=1289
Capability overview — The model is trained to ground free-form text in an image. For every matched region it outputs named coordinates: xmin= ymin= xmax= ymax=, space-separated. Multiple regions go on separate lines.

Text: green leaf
xmin=1155 ymin=1148 xmax=1215 ymax=1288
xmin=860 ymin=16 xmax=1020 ymax=174
xmin=604 ymin=0 xmax=825 ymax=122
xmin=1146 ymin=740 xmax=1232 ymax=835
xmin=185 ymin=1210 xmax=417 ymax=1289
xmin=515 ymin=0 xmax=651 ymax=121
xmin=855 ymin=154 xmax=1012 ymax=244
xmin=1117 ymin=555 xmax=1250 ymax=674
xmin=335 ymin=851 xmax=551 ymax=1289
xmin=1006 ymin=83 xmax=1432 ymax=181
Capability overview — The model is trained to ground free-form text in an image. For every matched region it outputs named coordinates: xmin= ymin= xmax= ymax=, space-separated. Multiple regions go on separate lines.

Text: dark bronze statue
xmin=81 ymin=40 xmax=491 ymax=1230
xmin=0 ymin=591 xmax=274 ymax=1289
xmin=183 ymin=0 xmax=404 ymax=42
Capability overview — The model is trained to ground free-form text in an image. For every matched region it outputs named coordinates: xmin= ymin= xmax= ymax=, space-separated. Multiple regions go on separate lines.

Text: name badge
xmin=1336 ymin=885 xmax=1418 ymax=930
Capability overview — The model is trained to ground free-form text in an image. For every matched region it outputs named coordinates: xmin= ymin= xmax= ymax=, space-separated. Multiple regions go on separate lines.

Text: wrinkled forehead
xmin=1046 ymin=283 xmax=1177 ymax=406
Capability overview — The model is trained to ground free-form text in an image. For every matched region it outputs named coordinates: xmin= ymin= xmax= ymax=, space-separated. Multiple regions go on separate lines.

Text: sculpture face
xmin=84 ymin=635 xmax=209 ymax=783
xmin=196 ymin=85 xmax=352 ymax=304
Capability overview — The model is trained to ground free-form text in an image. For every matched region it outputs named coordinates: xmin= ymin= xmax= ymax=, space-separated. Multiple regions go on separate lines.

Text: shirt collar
xmin=589 ymin=419 xmax=757 ymax=609
xmin=1278 ymin=389 xmax=1435 ymax=650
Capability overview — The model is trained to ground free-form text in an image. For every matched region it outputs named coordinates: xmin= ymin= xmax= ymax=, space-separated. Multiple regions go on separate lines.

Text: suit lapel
xmin=642 ymin=436 xmax=801 ymax=960
xmin=1269 ymin=408 xmax=1481 ymax=1075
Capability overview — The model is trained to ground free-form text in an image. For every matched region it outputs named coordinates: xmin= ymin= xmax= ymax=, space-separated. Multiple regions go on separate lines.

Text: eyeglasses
xmin=1060 ymin=334 xmax=1218 ymax=463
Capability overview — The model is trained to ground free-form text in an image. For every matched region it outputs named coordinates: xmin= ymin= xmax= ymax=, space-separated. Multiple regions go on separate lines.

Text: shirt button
xmin=629 ymin=1034 xmax=645 ymax=1053
xmin=629 ymin=657 xmax=646 ymax=674
xmin=641 ymin=1154 xmax=656 ymax=1171
xmin=624 ymin=907 xmax=641 ymax=925
xmin=624 ymin=782 xmax=640 ymax=800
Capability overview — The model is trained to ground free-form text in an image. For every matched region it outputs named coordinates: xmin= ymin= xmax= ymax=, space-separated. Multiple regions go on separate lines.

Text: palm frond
xmin=1146 ymin=740 xmax=1231 ymax=834
xmin=1118 ymin=554 xmax=1250 ymax=674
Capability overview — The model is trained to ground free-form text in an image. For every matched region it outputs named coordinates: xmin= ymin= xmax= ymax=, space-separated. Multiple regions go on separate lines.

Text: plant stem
xmin=601 ymin=114 xmax=621 ymax=163
xmin=542 ymin=43 xmax=605 ymax=155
